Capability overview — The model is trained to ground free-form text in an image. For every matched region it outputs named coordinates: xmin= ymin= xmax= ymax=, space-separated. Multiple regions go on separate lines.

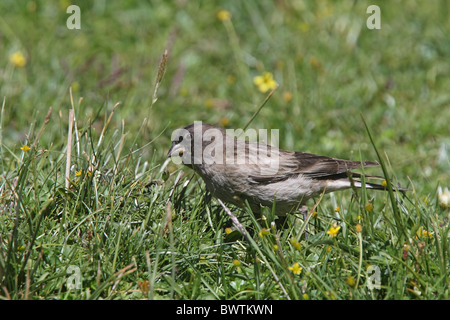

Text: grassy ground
xmin=0 ymin=1 xmax=449 ymax=300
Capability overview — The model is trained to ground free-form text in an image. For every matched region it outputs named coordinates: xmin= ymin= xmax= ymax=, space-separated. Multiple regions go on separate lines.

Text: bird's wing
xmin=289 ymin=151 xmax=379 ymax=178
xmin=244 ymin=143 xmax=379 ymax=184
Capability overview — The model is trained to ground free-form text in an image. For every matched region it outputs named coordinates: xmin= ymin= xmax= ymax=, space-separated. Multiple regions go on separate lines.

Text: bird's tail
xmin=354 ymin=180 xmax=409 ymax=192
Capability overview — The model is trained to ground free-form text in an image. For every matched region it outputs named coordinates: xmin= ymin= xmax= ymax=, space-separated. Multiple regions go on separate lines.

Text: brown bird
xmin=167 ymin=122 xmax=402 ymax=216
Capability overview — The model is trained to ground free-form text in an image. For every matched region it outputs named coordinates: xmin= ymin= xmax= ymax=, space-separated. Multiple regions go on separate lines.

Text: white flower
xmin=438 ymin=186 xmax=450 ymax=208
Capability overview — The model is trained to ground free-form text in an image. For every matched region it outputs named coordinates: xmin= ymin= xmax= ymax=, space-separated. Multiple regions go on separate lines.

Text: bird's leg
xmin=299 ymin=205 xmax=309 ymax=239
xmin=204 ymin=190 xmax=212 ymax=205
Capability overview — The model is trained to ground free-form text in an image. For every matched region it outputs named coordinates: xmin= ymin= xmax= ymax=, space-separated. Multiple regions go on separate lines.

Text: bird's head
xmin=167 ymin=122 xmax=225 ymax=167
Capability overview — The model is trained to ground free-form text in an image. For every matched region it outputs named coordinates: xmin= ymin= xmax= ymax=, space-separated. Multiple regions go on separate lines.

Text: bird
xmin=167 ymin=122 xmax=404 ymax=216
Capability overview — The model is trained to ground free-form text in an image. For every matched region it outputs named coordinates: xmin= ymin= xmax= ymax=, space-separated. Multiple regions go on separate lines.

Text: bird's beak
xmin=167 ymin=144 xmax=174 ymax=158
xmin=167 ymin=143 xmax=185 ymax=158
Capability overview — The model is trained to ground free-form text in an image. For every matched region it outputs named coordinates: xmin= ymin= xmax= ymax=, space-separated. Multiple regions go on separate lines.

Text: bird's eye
xmin=177 ymin=136 xmax=184 ymax=144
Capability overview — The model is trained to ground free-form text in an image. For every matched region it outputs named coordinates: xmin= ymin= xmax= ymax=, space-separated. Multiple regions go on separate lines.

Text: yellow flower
xmin=422 ymin=230 xmax=433 ymax=238
xmin=253 ymin=72 xmax=277 ymax=93
xmin=299 ymin=22 xmax=310 ymax=33
xmin=365 ymin=203 xmax=373 ymax=212
xmin=225 ymin=227 xmax=233 ymax=235
xmin=27 ymin=1 xmax=37 ymax=12
xmin=71 ymin=81 xmax=80 ymax=92
xmin=232 ymin=259 xmax=241 ymax=267
xmin=282 ymin=91 xmax=293 ymax=102
xmin=179 ymin=88 xmax=188 ymax=96
xmin=9 ymin=51 xmax=27 ymax=67
xmin=20 ymin=145 xmax=31 ymax=152
xmin=273 ymin=244 xmax=279 ymax=251
xmin=217 ymin=10 xmax=231 ymax=21
xmin=347 ymin=275 xmax=356 ymax=287
xmin=382 ymin=180 xmax=387 ymax=187
xmin=416 ymin=226 xmax=433 ymax=239
xmin=334 ymin=206 xmax=340 ymax=212
xmin=355 ymin=224 xmax=362 ymax=233
xmin=75 ymin=169 xmax=92 ymax=177
xmin=288 ymin=262 xmax=303 ymax=275
xmin=438 ymin=186 xmax=450 ymax=209
xmin=309 ymin=56 xmax=322 ymax=69
xmin=312 ymin=211 xmax=318 ymax=218
xmin=220 ymin=117 xmax=229 ymax=127
xmin=59 ymin=0 xmax=71 ymax=11
xmin=290 ymin=237 xmax=301 ymax=251
xmin=326 ymin=291 xmax=337 ymax=300
xmin=226 ymin=74 xmax=236 ymax=84
xmin=258 ymin=228 xmax=270 ymax=238
xmin=205 ymin=98 xmax=214 ymax=109
xmin=327 ymin=224 xmax=341 ymax=237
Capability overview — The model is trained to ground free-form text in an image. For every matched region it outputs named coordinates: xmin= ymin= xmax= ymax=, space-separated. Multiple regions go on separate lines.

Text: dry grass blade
xmin=31 ymin=107 xmax=52 ymax=148
xmin=150 ymin=49 xmax=169 ymax=109
xmin=98 ymin=101 xmax=121 ymax=148
xmin=65 ymin=109 xmax=74 ymax=191
xmin=218 ymin=199 xmax=249 ymax=239
xmin=242 ymin=83 xmax=279 ymax=132
xmin=166 ymin=170 xmax=184 ymax=206
xmin=109 ymin=262 xmax=137 ymax=295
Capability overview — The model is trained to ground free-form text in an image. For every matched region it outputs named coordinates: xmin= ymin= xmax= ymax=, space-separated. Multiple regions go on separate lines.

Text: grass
xmin=0 ymin=1 xmax=449 ymax=300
